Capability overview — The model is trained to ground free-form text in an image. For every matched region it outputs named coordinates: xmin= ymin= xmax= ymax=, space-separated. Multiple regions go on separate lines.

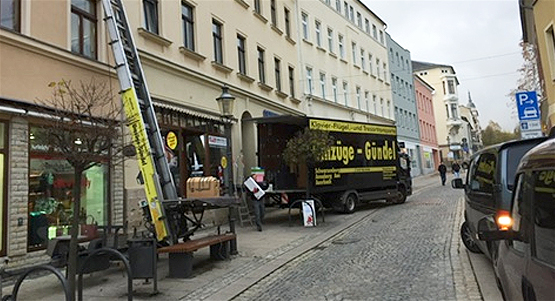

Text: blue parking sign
xmin=516 ymin=91 xmax=539 ymax=120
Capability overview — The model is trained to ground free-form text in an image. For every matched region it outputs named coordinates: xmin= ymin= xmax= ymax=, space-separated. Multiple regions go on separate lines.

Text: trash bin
xmin=128 ymin=238 xmax=158 ymax=293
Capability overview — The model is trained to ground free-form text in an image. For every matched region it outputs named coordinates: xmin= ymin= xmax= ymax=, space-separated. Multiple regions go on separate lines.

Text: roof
xmin=412 ymin=61 xmax=456 ymax=74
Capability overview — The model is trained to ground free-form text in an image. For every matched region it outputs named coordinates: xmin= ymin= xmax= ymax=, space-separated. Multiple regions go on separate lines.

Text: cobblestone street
xmin=233 ymin=183 xmax=467 ymax=301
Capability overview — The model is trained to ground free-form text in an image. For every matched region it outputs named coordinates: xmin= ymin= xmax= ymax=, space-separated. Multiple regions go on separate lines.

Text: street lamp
xmin=216 ymin=85 xmax=235 ymax=197
xmin=216 ymin=85 xmax=237 ymax=255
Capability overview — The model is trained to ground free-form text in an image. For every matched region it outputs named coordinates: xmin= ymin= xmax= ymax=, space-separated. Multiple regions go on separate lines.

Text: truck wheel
xmin=343 ymin=194 xmax=357 ymax=214
xmin=392 ymin=187 xmax=407 ymax=204
xmin=461 ymin=221 xmax=482 ymax=253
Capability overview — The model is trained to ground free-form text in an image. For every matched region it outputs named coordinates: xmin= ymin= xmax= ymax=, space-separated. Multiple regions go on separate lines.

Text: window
xmin=383 ymin=63 xmax=387 ymax=81
xmin=380 ymin=98 xmax=384 ymax=116
xmin=372 ymin=24 xmax=377 ymax=38
xmin=306 ymin=67 xmax=313 ymax=94
xmin=0 ymin=0 xmax=20 ymax=31
xmin=212 ymin=20 xmax=223 ymax=64
xmin=254 ymin=0 xmax=261 ymax=14
xmin=532 ymin=169 xmax=555 ymax=265
xmin=182 ymin=2 xmax=195 ymax=51
xmin=376 ymin=58 xmax=380 ymax=78
xmin=332 ymin=77 xmax=338 ymax=102
xmin=546 ymin=26 xmax=555 ymax=80
xmin=372 ymin=94 xmax=377 ymax=114
xmin=356 ymin=86 xmax=361 ymax=109
xmin=360 ymin=49 xmax=365 ymax=71
xmin=237 ymin=35 xmax=247 ymax=74
xmin=343 ymin=1 xmax=348 ymax=19
xmin=338 ymin=34 xmax=345 ymax=59
xmin=143 ymin=0 xmax=158 ymax=34
xmin=364 ymin=19 xmax=369 ymax=34
xmin=302 ymin=13 xmax=309 ymax=40
xmin=315 ymin=21 xmax=322 ymax=47
xmin=387 ymin=100 xmax=391 ymax=118
xmin=447 ymin=79 xmax=456 ymax=94
xmin=343 ymin=81 xmax=348 ymax=105
xmin=351 ymin=42 xmax=357 ymax=64
xmin=288 ymin=66 xmax=295 ymax=97
xmin=349 ymin=6 xmax=354 ymax=22
xmin=368 ymin=54 xmax=373 ymax=75
xmin=284 ymin=8 xmax=291 ymax=37
xmin=71 ymin=0 xmax=97 ymax=59
xmin=509 ymin=173 xmax=529 ymax=253
xmin=257 ymin=47 xmax=266 ymax=83
xmin=468 ymin=153 xmax=496 ymax=194
xmin=335 ymin=0 xmax=341 ymax=12
xmin=327 ymin=28 xmax=334 ymax=53
xmin=319 ymin=72 xmax=326 ymax=99
xmin=356 ymin=12 xmax=362 ymax=27
xmin=365 ymin=91 xmax=369 ymax=112
xmin=274 ymin=57 xmax=281 ymax=91
xmin=379 ymin=30 xmax=384 ymax=44
xmin=28 ymin=125 xmax=109 ymax=250
xmin=270 ymin=0 xmax=277 ymax=26
xmin=450 ymin=103 xmax=458 ymax=119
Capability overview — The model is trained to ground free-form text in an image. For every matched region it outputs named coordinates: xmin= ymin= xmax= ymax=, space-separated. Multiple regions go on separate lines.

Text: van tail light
xmin=496 ymin=210 xmax=512 ymax=231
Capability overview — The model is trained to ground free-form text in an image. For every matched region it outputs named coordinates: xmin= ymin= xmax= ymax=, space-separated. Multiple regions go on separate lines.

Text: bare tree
xmin=34 ymin=78 xmax=123 ymax=299
xmin=507 ymin=41 xmax=543 ymax=118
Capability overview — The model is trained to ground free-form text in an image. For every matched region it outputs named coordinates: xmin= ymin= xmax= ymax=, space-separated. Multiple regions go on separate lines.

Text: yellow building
xmin=520 ymin=0 xmax=555 ymax=131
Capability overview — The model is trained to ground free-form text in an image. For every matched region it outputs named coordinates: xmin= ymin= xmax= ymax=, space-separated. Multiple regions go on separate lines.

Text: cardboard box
xmin=186 ymin=176 xmax=220 ymax=198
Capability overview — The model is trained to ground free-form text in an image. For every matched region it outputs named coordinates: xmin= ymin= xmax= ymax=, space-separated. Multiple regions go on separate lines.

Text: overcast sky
xmin=363 ymin=0 xmax=523 ymax=131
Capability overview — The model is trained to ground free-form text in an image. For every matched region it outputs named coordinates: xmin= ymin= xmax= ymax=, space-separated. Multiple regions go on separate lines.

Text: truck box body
xmin=256 ymin=116 xmax=411 ymax=209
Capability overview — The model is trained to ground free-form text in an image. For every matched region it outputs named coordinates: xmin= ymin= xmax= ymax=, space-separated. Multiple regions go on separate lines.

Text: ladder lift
xmin=101 ymin=0 xmax=193 ymax=245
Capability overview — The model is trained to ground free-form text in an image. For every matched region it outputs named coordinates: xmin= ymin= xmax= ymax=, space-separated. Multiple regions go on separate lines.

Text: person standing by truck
xmin=438 ymin=162 xmax=447 ymax=186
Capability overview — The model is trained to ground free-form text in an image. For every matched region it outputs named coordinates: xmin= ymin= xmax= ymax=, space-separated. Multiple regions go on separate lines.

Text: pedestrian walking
xmin=452 ymin=161 xmax=461 ymax=178
xmin=244 ymin=174 xmax=266 ymax=231
xmin=438 ymin=161 xmax=447 ymax=186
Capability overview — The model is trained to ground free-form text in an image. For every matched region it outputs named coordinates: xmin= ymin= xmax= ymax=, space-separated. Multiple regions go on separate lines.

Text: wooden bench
xmin=157 ymin=233 xmax=236 ymax=278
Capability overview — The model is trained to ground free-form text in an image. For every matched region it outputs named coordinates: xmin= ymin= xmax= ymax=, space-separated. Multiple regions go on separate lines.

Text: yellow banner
xmin=122 ymin=89 xmax=169 ymax=241
xmin=309 ymin=119 xmax=397 ymax=135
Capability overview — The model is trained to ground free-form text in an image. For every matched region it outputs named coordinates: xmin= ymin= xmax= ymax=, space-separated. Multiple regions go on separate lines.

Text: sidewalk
xmin=2 ymin=172 xmax=486 ymax=301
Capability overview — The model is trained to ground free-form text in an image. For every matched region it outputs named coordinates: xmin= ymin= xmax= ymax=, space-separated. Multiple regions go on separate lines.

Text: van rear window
xmin=506 ymin=143 xmax=542 ymax=189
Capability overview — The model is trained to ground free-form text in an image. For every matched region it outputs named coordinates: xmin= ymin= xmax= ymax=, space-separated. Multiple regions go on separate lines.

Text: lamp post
xmin=446 ymin=136 xmax=451 ymax=162
xmin=216 ymin=85 xmax=237 ymax=255
xmin=216 ymin=85 xmax=235 ymax=196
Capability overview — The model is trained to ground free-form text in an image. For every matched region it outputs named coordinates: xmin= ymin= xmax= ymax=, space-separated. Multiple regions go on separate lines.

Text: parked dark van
xmin=452 ymin=137 xmax=546 ymax=261
xmin=478 ymin=136 xmax=555 ymax=301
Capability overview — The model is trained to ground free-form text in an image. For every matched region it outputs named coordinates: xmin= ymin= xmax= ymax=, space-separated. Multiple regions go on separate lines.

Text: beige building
xmin=297 ymin=0 xmax=393 ymax=125
xmin=520 ymin=0 xmax=555 ymax=132
xmin=0 ymin=0 xmax=394 ymax=269
xmin=412 ymin=61 xmax=470 ymax=163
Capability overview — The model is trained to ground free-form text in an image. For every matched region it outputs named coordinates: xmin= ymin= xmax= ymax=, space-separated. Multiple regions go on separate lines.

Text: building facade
xmin=520 ymin=0 xmax=555 ymax=132
xmin=413 ymin=74 xmax=439 ymax=175
xmin=412 ymin=61 xmax=471 ymax=164
xmin=459 ymin=92 xmax=483 ymax=156
xmin=386 ymin=33 xmax=421 ymax=176
xmin=297 ymin=0 xmax=392 ymax=125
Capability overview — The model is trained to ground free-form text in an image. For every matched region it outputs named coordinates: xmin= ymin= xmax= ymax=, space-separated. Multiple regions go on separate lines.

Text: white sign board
xmin=521 ymin=131 xmax=543 ymax=140
xmin=520 ymin=120 xmax=542 ymax=131
xmin=302 ymin=200 xmax=316 ymax=227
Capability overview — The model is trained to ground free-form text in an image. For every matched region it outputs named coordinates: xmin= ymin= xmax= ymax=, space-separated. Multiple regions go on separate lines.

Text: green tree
xmin=481 ymin=121 xmax=520 ymax=146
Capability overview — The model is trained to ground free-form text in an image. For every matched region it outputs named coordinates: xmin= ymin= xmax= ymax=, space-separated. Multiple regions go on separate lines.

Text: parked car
xmin=452 ymin=137 xmax=546 ymax=262
xmin=478 ymin=136 xmax=555 ymax=301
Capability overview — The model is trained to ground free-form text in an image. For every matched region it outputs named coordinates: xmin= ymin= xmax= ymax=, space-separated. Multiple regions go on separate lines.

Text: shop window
xmin=28 ymin=126 xmax=109 ymax=250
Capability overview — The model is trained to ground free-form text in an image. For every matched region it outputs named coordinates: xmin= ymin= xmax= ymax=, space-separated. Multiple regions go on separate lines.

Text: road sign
xmin=516 ymin=91 xmax=539 ymax=120
xmin=520 ymin=120 xmax=541 ymax=131
xmin=521 ymin=131 xmax=543 ymax=139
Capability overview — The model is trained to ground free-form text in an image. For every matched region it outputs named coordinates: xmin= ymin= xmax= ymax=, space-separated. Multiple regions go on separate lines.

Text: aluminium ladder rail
xmin=101 ymin=0 xmax=179 ymax=244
